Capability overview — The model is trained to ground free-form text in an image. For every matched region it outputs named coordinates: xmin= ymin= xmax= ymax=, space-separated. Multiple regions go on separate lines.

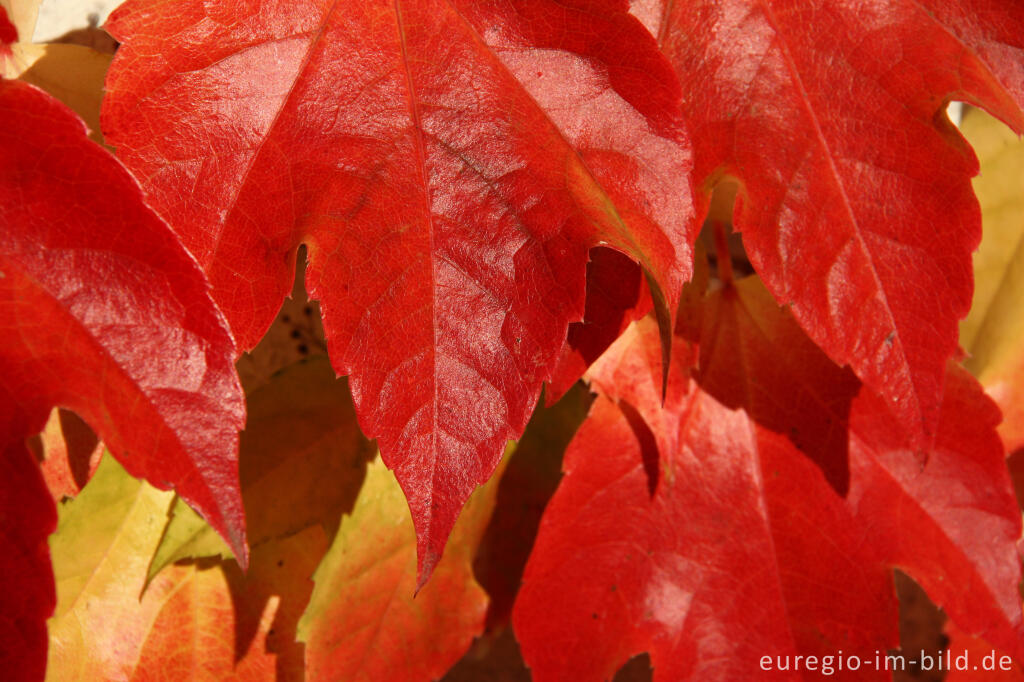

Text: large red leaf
xmin=101 ymin=0 xmax=695 ymax=580
xmin=637 ymin=0 xmax=1024 ymax=447
xmin=515 ymin=301 xmax=1023 ymax=678
xmin=0 ymin=72 xmax=247 ymax=674
xmin=514 ymin=318 xmax=898 ymax=681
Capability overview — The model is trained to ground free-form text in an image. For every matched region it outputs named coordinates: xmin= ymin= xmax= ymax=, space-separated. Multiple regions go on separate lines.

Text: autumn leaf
xmin=959 ymin=107 xmax=1024 ymax=453
xmin=46 ymin=455 xmax=176 ymax=681
xmin=297 ymin=452 xmax=504 ymax=682
xmin=515 ymin=295 xmax=1023 ymax=678
xmin=0 ymin=2 xmax=111 ymax=143
xmin=637 ymin=0 xmax=1024 ymax=448
xmin=101 ymin=0 xmax=696 ymax=581
xmin=149 ymin=356 xmax=374 ymax=579
xmin=28 ymin=408 xmax=103 ymax=503
xmin=514 ymin=317 xmax=898 ymax=681
xmin=47 ymin=456 xmax=324 ymax=681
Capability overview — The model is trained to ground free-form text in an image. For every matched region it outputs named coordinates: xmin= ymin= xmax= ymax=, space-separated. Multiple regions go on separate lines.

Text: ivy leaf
xmin=640 ymin=0 xmax=1024 ymax=447
xmin=101 ymin=0 xmax=695 ymax=581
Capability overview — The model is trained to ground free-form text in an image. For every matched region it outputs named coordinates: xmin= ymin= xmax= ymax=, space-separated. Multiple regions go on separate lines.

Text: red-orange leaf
xmin=0 ymin=75 xmax=247 ymax=671
xmin=102 ymin=0 xmax=695 ymax=580
xmin=515 ymin=306 xmax=1023 ymax=678
xmin=640 ymin=0 xmax=1024 ymax=447
xmin=514 ymin=318 xmax=897 ymax=681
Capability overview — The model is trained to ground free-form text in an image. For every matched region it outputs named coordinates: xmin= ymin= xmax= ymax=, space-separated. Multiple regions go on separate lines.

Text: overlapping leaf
xmin=1 ymin=46 xmax=247 ymax=674
xmin=149 ymin=356 xmax=374 ymax=578
xmin=636 ymin=0 xmax=1024 ymax=448
xmin=514 ymin=317 xmax=897 ymax=681
xmin=514 ymin=275 xmax=1023 ymax=678
xmin=101 ymin=0 xmax=696 ymax=579
xmin=47 ymin=456 xmax=322 ymax=681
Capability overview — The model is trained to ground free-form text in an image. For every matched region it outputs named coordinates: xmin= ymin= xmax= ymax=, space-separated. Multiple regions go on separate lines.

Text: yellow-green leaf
xmin=46 ymin=455 xmax=175 ymax=681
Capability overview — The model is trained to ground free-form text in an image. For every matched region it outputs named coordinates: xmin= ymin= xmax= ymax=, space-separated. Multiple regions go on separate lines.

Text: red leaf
xmin=0 ymin=79 xmax=247 ymax=560
xmin=514 ymin=318 xmax=898 ymax=681
xmin=641 ymin=0 xmax=1024 ymax=447
xmin=102 ymin=0 xmax=695 ymax=580
xmin=514 ymin=307 xmax=1023 ymax=678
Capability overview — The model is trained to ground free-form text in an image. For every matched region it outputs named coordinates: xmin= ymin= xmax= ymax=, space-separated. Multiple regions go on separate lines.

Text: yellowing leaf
xmin=149 ymin=357 xmax=373 ymax=580
xmin=46 ymin=455 xmax=175 ymax=681
xmin=297 ymin=453 xmax=505 ymax=682
xmin=960 ymin=108 xmax=1024 ymax=451
xmin=130 ymin=527 xmax=327 ymax=682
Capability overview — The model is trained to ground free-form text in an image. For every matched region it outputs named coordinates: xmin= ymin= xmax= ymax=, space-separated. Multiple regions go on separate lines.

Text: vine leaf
xmin=102 ymin=0 xmax=696 ymax=582
xmin=641 ymin=0 xmax=1024 ymax=448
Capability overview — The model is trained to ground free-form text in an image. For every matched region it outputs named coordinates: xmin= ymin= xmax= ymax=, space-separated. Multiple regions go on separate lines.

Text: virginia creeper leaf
xmin=516 ymin=301 xmax=1023 ymax=678
xmin=640 ymin=0 xmax=1024 ymax=447
xmin=959 ymin=108 xmax=1024 ymax=452
xmin=150 ymin=356 xmax=374 ymax=579
xmin=297 ymin=453 xmax=504 ymax=682
xmin=101 ymin=0 xmax=695 ymax=580
xmin=46 ymin=455 xmax=176 ymax=681
xmin=514 ymin=317 xmax=898 ymax=681
xmin=682 ymin=270 xmax=861 ymax=494
xmin=0 ymin=77 xmax=248 ymax=563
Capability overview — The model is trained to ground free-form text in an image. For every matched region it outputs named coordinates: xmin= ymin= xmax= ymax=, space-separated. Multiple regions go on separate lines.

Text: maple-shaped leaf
xmin=959 ymin=107 xmax=1024 ymax=453
xmin=0 ymin=73 xmax=247 ymax=563
xmin=101 ymin=0 xmax=695 ymax=580
xmin=297 ymin=453 xmax=504 ymax=682
xmin=514 ymin=317 xmax=898 ymax=681
xmin=635 ymin=0 xmax=1024 ymax=447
